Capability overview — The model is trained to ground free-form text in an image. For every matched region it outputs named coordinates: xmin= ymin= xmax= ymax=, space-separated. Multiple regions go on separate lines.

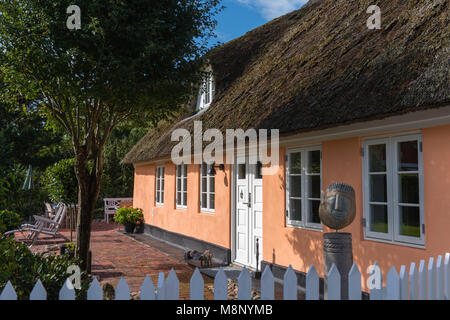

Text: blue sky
xmin=213 ymin=0 xmax=308 ymax=44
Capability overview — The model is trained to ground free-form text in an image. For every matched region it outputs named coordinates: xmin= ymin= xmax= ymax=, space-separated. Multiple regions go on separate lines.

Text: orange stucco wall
xmin=132 ymin=125 xmax=450 ymax=290
xmin=263 ymin=125 xmax=450 ymax=290
xmin=133 ymin=162 xmax=232 ymax=249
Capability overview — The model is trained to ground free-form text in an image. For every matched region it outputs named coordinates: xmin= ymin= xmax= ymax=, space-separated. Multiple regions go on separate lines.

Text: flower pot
xmin=124 ymin=223 xmax=136 ymax=233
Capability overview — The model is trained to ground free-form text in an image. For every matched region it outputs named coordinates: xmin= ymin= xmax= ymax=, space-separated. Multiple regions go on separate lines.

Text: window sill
xmin=156 ymin=203 xmax=164 ymax=207
xmin=200 ymin=209 xmax=215 ymax=215
xmin=176 ymin=206 xmax=187 ymax=211
xmin=286 ymin=223 xmax=323 ymax=232
xmin=363 ymin=235 xmax=426 ymax=249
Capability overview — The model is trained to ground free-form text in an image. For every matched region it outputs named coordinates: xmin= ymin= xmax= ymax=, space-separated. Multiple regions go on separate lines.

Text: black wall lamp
xmin=208 ymin=163 xmax=225 ymax=176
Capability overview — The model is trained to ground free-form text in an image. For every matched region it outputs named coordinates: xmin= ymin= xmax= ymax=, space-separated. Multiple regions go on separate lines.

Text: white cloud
xmin=236 ymin=0 xmax=308 ymax=20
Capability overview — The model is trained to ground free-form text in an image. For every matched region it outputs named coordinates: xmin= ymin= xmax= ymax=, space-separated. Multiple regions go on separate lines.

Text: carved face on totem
xmin=319 ymin=183 xmax=356 ymax=231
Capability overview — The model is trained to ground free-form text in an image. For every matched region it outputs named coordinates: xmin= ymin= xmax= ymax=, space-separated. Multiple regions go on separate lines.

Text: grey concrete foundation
xmin=323 ymin=232 xmax=353 ymax=300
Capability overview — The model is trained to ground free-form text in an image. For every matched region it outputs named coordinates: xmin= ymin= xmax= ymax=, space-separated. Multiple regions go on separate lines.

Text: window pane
xmin=399 ymin=206 xmax=420 ymax=238
xmin=238 ymin=164 xmax=246 ymax=179
xmin=370 ymin=174 xmax=387 ymax=202
xmin=177 ymin=166 xmax=181 ymax=178
xmin=202 ymin=193 xmax=207 ymax=208
xmin=176 ymin=192 xmax=181 ymax=205
xmin=289 ymin=176 xmax=302 ymax=198
xmin=156 ymin=179 xmax=160 ymax=191
xmin=161 ymin=191 xmax=164 ymax=203
xmin=307 ymin=151 xmax=321 ymax=174
xmin=308 ymin=175 xmax=320 ymax=199
xmin=210 ymin=194 xmax=215 ymax=210
xmin=176 ymin=178 xmax=181 ymax=192
xmin=289 ymin=153 xmax=302 ymax=174
xmin=399 ymin=173 xmax=419 ymax=204
xmin=398 ymin=141 xmax=418 ymax=171
xmin=156 ymin=192 xmax=160 ymax=203
xmin=183 ymin=165 xmax=187 ymax=176
xmin=308 ymin=200 xmax=321 ymax=224
xmin=370 ymin=204 xmax=388 ymax=233
xmin=183 ymin=192 xmax=187 ymax=206
xmin=289 ymin=199 xmax=302 ymax=222
xmin=209 ymin=177 xmax=215 ymax=193
xmin=201 ymin=164 xmax=207 ymax=176
xmin=183 ymin=177 xmax=187 ymax=192
xmin=369 ymin=144 xmax=386 ymax=172
xmin=202 ymin=178 xmax=207 ymax=192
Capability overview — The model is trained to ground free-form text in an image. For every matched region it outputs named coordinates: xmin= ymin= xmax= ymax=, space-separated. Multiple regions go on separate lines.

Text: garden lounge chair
xmin=4 ymin=203 xmax=69 ymax=246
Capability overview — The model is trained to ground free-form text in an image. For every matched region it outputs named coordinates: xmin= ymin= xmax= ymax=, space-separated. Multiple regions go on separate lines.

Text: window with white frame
xmin=197 ymin=72 xmax=214 ymax=111
xmin=200 ymin=163 xmax=215 ymax=212
xmin=286 ymin=147 xmax=322 ymax=229
xmin=176 ymin=164 xmax=188 ymax=208
xmin=362 ymin=133 xmax=424 ymax=246
xmin=155 ymin=166 xmax=165 ymax=206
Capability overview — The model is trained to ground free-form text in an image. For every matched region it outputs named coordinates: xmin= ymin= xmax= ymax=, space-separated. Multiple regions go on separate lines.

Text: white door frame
xmin=231 ymin=161 xmax=263 ymax=270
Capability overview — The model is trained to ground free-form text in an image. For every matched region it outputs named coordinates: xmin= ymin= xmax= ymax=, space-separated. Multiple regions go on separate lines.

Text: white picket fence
xmin=1 ymin=253 xmax=449 ymax=300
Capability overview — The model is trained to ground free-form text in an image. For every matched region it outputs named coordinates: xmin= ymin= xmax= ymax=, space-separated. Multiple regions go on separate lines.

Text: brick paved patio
xmin=17 ymin=222 xmax=214 ymax=299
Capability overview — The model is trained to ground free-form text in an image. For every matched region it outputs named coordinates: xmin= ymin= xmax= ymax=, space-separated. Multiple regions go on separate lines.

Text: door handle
xmin=244 ymin=193 xmax=251 ymax=208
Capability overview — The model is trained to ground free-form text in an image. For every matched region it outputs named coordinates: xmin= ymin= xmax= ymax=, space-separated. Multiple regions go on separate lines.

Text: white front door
xmin=234 ymin=162 xmax=263 ymax=269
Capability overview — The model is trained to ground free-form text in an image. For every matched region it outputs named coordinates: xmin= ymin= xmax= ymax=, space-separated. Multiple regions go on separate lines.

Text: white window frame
xmin=176 ymin=164 xmax=188 ymax=209
xmin=362 ymin=133 xmax=425 ymax=246
xmin=197 ymin=71 xmax=214 ymax=111
xmin=155 ymin=165 xmax=165 ymax=206
xmin=200 ymin=163 xmax=215 ymax=213
xmin=285 ymin=146 xmax=323 ymax=230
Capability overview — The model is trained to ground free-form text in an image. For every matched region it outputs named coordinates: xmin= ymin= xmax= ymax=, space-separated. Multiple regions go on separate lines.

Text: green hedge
xmin=0 ymin=235 xmax=90 ymax=300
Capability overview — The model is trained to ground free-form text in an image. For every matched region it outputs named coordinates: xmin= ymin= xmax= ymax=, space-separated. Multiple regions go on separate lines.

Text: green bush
xmin=0 ymin=235 xmax=90 ymax=300
xmin=41 ymin=158 xmax=78 ymax=204
xmin=115 ymin=208 xmax=143 ymax=225
xmin=0 ymin=210 xmax=22 ymax=233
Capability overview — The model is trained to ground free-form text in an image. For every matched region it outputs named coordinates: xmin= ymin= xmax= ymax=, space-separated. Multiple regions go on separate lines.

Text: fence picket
xmin=399 ymin=265 xmax=408 ymax=300
xmin=428 ymin=257 xmax=436 ymax=300
xmin=214 ymin=267 xmax=228 ymax=300
xmin=305 ymin=264 xmax=319 ymax=300
xmin=436 ymin=255 xmax=444 ymax=300
xmin=140 ymin=275 xmax=156 ymax=300
xmin=156 ymin=272 xmax=165 ymax=300
xmin=409 ymin=262 xmax=418 ymax=300
xmin=325 ymin=264 xmax=339 ymax=300
xmin=445 ymin=253 xmax=450 ymax=300
xmin=87 ymin=277 xmax=103 ymax=300
xmin=115 ymin=277 xmax=130 ymax=300
xmin=0 ymin=281 xmax=17 ymax=300
xmin=30 ymin=279 xmax=47 ymax=300
xmin=348 ymin=263 xmax=361 ymax=300
xmin=237 ymin=267 xmax=251 ymax=300
xmin=418 ymin=260 xmax=427 ymax=300
xmin=260 ymin=265 xmax=274 ymax=300
xmin=165 ymin=269 xmax=180 ymax=300
xmin=59 ymin=278 xmax=75 ymax=300
xmin=284 ymin=265 xmax=298 ymax=300
xmin=370 ymin=261 xmax=384 ymax=300
xmin=386 ymin=267 xmax=400 ymax=300
xmin=190 ymin=268 xmax=204 ymax=300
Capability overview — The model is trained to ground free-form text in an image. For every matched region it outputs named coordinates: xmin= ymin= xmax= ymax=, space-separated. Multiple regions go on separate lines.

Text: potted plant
xmin=115 ymin=208 xmax=143 ymax=233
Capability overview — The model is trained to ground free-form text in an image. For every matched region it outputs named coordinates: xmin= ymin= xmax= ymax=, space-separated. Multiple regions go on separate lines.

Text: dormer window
xmin=197 ymin=71 xmax=214 ymax=111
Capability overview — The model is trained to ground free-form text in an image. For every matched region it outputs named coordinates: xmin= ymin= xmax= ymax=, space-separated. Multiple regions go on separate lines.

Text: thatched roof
xmin=123 ymin=0 xmax=449 ymax=164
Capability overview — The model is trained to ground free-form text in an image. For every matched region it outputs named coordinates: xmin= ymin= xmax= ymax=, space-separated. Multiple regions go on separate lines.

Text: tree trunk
xmin=74 ymin=147 xmax=103 ymax=271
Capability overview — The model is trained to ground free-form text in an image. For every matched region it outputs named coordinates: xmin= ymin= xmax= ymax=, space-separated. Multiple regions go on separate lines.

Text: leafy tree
xmin=42 ymin=158 xmax=78 ymax=205
xmin=0 ymin=0 xmax=221 ymax=269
